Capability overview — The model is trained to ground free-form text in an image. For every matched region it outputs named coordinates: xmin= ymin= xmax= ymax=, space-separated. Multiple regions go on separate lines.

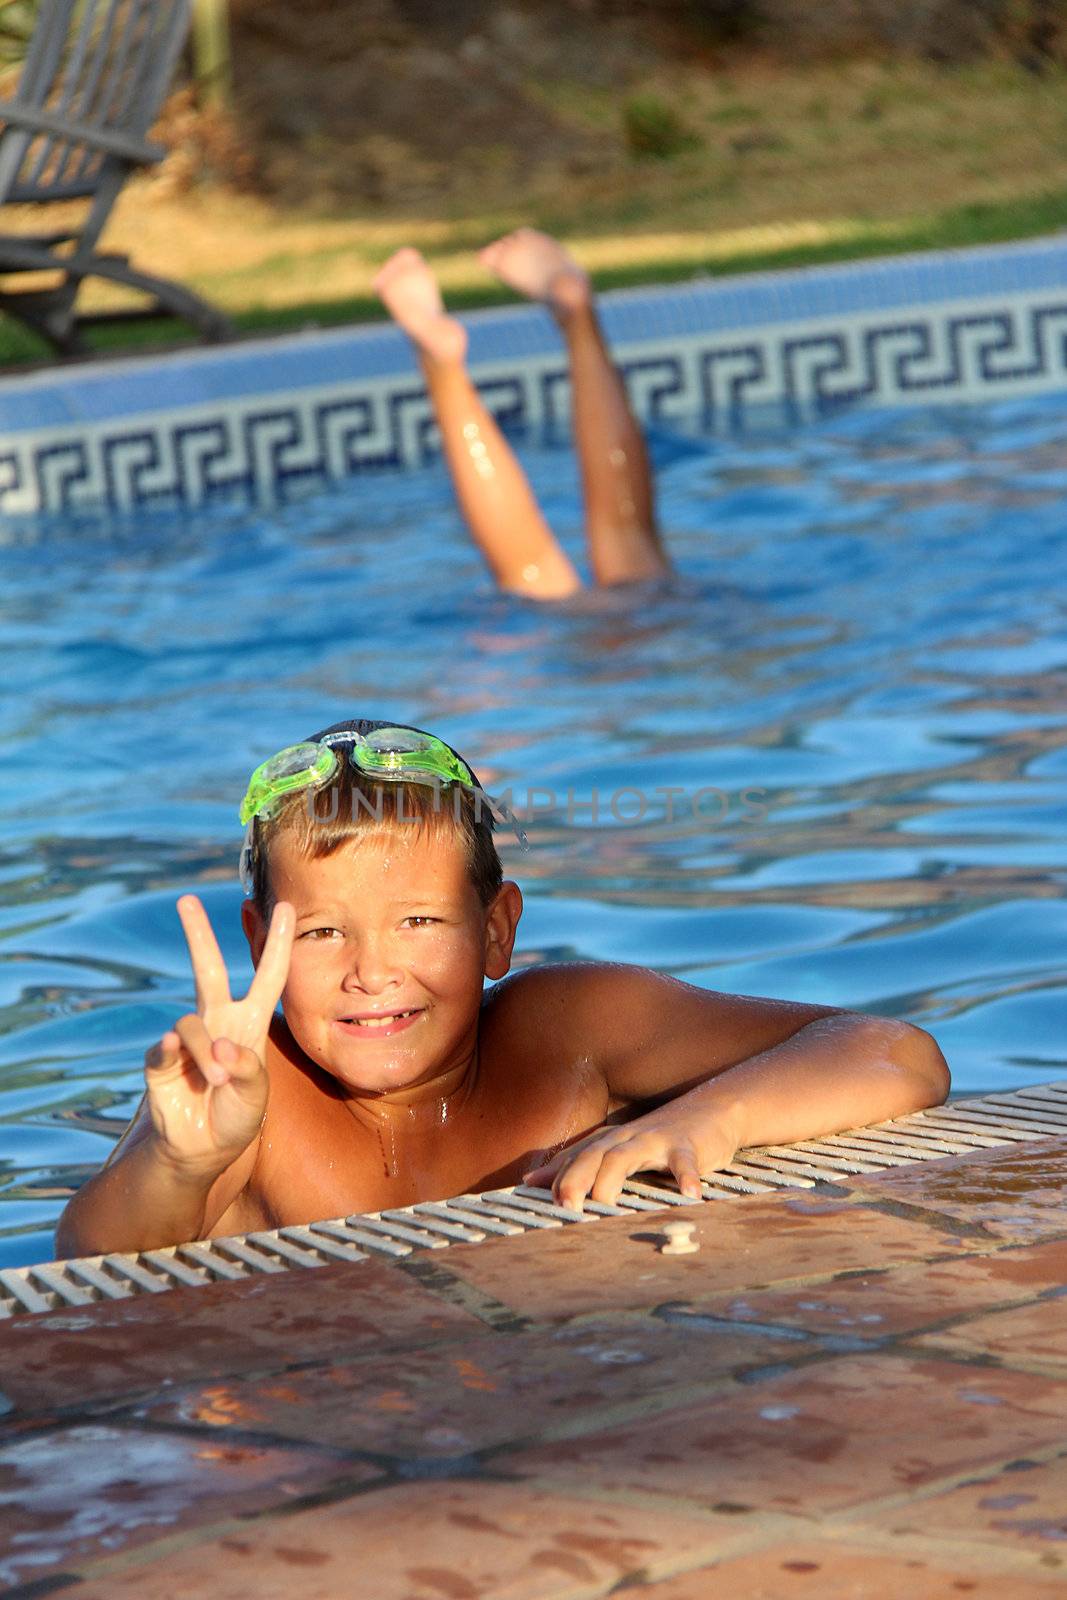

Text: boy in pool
xmin=57 ymin=719 xmax=949 ymax=1257
xmin=374 ymin=228 xmax=671 ymax=599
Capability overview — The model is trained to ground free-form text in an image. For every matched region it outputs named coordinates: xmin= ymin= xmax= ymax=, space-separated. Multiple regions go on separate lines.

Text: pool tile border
xmin=4 ymin=1083 xmax=1065 ymax=1321
xmin=2 ymin=235 xmax=1067 ymax=518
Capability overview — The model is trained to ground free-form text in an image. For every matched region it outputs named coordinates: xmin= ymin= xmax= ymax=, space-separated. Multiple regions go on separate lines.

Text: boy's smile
xmin=334 ymin=1009 xmax=422 ymax=1038
xmin=248 ymin=822 xmax=520 ymax=1101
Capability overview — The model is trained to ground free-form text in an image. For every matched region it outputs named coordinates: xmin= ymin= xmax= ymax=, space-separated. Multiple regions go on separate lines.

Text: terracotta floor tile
xmin=954 ymin=1236 xmax=1067 ymax=1294
xmin=0 ymin=1421 xmax=356 ymax=1593
xmin=131 ymin=1313 xmax=816 ymax=1461
xmin=916 ymin=1295 xmax=1067 ymax=1370
xmin=853 ymin=1141 xmax=1067 ymax=1244
xmin=1 ymin=1142 xmax=1064 ymax=1600
xmin=858 ymin=1449 xmax=1067 ymax=1554
xmin=440 ymin=1195 xmax=978 ymax=1323
xmin=631 ymin=1538 xmax=1067 ymax=1597
xmin=0 ymin=1257 xmax=489 ymax=1416
xmin=57 ymin=1478 xmax=761 ymax=1600
xmin=505 ymin=1354 xmax=1067 ymax=1516
xmin=696 ymin=1239 xmax=1067 ymax=1339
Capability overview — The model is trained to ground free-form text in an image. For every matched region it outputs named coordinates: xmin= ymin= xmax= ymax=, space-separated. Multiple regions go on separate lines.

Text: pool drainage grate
xmin=2 ymin=1083 xmax=1065 ymax=1319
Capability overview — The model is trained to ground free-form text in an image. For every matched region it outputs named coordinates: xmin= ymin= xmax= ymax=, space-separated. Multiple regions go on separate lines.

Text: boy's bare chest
xmin=237 ymin=1056 xmax=611 ymax=1229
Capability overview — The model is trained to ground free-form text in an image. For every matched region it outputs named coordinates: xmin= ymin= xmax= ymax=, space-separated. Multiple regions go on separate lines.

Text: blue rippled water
xmin=2 ymin=395 xmax=1066 ymax=1267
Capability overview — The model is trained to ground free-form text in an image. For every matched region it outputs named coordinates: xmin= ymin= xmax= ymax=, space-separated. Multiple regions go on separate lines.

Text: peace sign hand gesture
xmin=143 ymin=894 xmax=295 ymax=1179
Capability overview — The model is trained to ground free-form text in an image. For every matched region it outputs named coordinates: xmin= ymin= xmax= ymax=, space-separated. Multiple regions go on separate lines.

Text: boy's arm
xmin=54 ymin=1090 xmax=260 ymax=1258
xmin=521 ymin=965 xmax=949 ymax=1207
xmin=54 ymin=895 xmax=292 ymax=1259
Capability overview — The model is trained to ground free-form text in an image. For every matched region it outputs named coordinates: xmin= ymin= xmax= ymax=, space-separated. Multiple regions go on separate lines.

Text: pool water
xmin=2 ymin=395 xmax=1066 ymax=1268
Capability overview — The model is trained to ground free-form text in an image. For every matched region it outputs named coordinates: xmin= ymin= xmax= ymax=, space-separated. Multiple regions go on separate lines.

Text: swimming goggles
xmin=239 ymin=718 xmax=524 ymax=893
xmin=239 ymin=724 xmax=478 ymax=826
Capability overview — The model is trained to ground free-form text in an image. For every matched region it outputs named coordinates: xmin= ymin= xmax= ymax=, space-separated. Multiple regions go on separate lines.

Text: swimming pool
xmin=2 ymin=393 xmax=1066 ymax=1269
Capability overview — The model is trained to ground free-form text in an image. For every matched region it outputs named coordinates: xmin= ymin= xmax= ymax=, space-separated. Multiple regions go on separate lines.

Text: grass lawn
xmin=2 ymin=56 xmax=1066 ymax=366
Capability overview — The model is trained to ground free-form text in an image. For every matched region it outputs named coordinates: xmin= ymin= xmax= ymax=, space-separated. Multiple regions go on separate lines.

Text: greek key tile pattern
xmin=3 ymin=244 xmax=1067 ymax=517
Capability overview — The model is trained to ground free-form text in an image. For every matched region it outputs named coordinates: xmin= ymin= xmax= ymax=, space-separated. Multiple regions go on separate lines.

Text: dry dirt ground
xmin=3 ymin=2 xmax=1067 ymax=328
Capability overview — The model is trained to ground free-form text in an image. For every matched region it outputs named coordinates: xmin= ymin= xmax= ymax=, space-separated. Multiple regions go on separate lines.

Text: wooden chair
xmin=0 ymin=0 xmax=233 ymax=355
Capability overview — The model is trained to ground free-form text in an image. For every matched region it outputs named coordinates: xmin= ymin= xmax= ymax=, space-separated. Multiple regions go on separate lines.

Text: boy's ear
xmin=241 ymin=899 xmax=268 ymax=967
xmin=483 ymin=881 xmax=522 ymax=981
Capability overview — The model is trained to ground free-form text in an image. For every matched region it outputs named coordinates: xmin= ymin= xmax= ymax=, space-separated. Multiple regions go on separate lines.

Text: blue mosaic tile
xmin=2 ymin=237 xmax=1067 ymax=517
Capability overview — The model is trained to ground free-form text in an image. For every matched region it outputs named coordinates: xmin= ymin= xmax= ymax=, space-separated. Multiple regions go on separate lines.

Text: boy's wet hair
xmin=248 ymin=768 xmax=503 ymax=912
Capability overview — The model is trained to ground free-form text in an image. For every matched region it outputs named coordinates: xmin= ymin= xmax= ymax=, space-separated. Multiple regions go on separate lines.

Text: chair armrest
xmin=0 ymin=227 xmax=78 ymax=247
xmin=0 ymin=101 xmax=164 ymax=166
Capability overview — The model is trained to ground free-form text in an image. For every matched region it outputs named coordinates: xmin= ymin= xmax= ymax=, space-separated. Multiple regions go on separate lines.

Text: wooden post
xmin=191 ymin=0 xmax=232 ymax=109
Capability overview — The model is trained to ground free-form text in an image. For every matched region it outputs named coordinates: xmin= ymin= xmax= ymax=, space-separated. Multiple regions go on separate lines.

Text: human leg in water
xmin=374 ymin=248 xmax=581 ymax=600
xmin=480 ymin=228 xmax=671 ymax=587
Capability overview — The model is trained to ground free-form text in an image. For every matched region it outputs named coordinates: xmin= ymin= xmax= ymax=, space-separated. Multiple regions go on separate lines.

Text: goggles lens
xmin=239 ymin=742 xmax=339 ymax=826
xmin=352 ymin=727 xmax=475 ymax=789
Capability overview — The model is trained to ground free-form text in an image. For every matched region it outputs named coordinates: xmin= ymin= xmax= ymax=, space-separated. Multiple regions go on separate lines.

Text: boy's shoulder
xmin=484 ymin=958 xmax=639 ymax=1012
xmin=478 ymin=962 xmax=839 ymax=1088
xmin=479 ymin=959 xmax=683 ymax=1059
xmin=479 ymin=961 xmax=601 ymax=1066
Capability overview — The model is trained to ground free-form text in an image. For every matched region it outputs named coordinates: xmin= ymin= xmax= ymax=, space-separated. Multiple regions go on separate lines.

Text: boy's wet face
xmin=264 ymin=823 xmax=511 ymax=1097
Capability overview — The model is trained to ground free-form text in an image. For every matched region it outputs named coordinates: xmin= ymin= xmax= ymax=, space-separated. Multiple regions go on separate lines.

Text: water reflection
xmin=1 ymin=396 xmax=1065 ymax=1263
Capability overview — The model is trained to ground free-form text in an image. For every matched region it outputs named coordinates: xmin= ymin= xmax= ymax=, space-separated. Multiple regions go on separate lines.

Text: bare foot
xmin=374 ymin=248 xmax=468 ymax=366
xmin=479 ymin=228 xmax=591 ymax=318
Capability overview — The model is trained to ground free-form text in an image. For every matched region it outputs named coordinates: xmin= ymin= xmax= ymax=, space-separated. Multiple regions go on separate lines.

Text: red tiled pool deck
xmin=2 ymin=1139 xmax=1066 ymax=1598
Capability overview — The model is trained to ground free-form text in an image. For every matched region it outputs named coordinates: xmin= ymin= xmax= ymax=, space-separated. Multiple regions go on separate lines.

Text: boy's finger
xmin=529 ymin=1123 xmax=618 ymax=1187
xmin=670 ymin=1147 xmax=704 ymax=1202
xmin=211 ymin=1036 xmax=265 ymax=1085
xmin=554 ymin=1141 xmax=619 ymax=1210
xmin=144 ymin=1031 xmax=182 ymax=1074
xmin=522 ymin=1146 xmax=571 ymax=1185
xmin=245 ymin=900 xmax=295 ymax=1020
xmin=587 ymin=1141 xmax=647 ymax=1206
xmin=177 ymin=895 xmax=232 ymax=1014
xmin=175 ymin=1012 xmax=230 ymax=1085
xmin=522 ymin=1161 xmax=558 ymax=1187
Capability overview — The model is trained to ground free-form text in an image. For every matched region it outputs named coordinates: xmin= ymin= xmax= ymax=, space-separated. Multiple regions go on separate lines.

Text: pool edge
xmin=3 ymin=233 xmax=1067 ymax=518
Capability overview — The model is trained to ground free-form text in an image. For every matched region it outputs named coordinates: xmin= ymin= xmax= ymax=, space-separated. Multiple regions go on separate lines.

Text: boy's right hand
xmin=143 ymin=895 xmax=294 ymax=1178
